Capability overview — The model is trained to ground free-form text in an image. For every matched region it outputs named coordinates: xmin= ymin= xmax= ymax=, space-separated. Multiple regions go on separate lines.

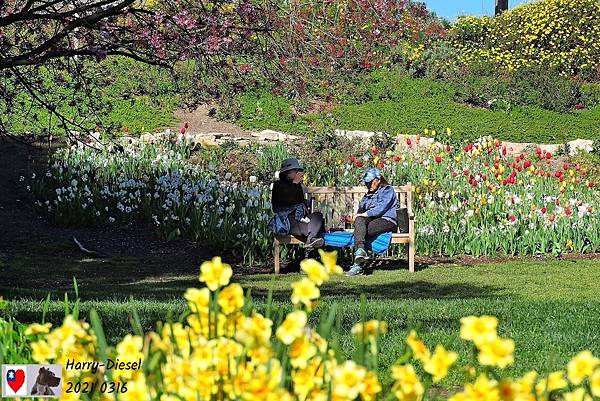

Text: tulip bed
xmin=26 ymin=133 xmax=600 ymax=264
xmin=5 ymin=253 xmax=600 ymax=401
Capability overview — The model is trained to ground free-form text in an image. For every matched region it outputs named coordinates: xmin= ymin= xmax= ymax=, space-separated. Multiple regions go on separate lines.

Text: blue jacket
xmin=358 ymin=185 xmax=398 ymax=225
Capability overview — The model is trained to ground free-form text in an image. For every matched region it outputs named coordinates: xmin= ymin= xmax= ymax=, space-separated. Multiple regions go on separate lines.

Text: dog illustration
xmin=31 ymin=367 xmax=60 ymax=396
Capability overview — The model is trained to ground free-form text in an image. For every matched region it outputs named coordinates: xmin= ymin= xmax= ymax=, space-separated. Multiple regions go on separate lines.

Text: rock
xmin=334 ymin=129 xmax=378 ymax=139
xmin=140 ymin=133 xmax=155 ymax=144
xmin=120 ymin=136 xmax=139 ymax=146
xmin=252 ymin=129 xmax=282 ymax=141
xmin=567 ymin=139 xmax=594 ymax=156
xmin=250 ymin=129 xmax=300 ymax=142
xmin=501 ymin=142 xmax=536 ymax=155
xmin=537 ymin=144 xmax=560 ymax=154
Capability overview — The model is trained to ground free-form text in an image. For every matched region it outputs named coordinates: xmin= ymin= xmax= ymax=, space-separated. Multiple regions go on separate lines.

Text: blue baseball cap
xmin=362 ymin=167 xmax=382 ymax=183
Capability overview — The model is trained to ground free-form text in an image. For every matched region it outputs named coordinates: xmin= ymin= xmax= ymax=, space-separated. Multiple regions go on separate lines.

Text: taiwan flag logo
xmin=2 ymin=365 xmax=27 ymax=397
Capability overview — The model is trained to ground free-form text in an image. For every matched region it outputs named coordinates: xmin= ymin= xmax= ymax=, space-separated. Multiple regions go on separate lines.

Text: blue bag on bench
xmin=323 ymin=231 xmax=393 ymax=254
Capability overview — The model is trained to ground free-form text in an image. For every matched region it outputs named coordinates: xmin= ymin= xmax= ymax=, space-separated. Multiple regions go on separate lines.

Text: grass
xmin=234 ymin=72 xmax=600 ymax=144
xmin=3 ymin=249 xmax=600 ymax=385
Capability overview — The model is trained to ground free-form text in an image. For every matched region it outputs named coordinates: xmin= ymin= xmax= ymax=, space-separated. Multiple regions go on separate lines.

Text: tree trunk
xmin=495 ymin=0 xmax=509 ymax=16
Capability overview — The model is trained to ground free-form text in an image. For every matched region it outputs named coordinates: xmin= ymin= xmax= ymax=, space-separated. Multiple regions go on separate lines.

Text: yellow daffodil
xmin=590 ymin=369 xmax=600 ymax=397
xmin=477 ymin=337 xmax=515 ymax=368
xmin=464 ymin=374 xmax=500 ymax=401
xmin=406 ymin=329 xmax=431 ymax=362
xmin=536 ymin=371 xmax=568 ymax=396
xmin=25 ymin=322 xmax=52 ymax=336
xmin=184 ymin=287 xmax=210 ymax=314
xmin=291 ymin=278 xmax=320 ymax=309
xmin=460 ymin=315 xmax=498 ymax=345
xmin=318 ymin=249 xmax=343 ymax=275
xmin=300 ymin=258 xmax=329 ymax=285
xmin=332 ymin=361 xmax=367 ymax=400
xmin=567 ymin=351 xmax=600 ymax=384
xmin=218 ymin=283 xmax=244 ymax=314
xmin=361 ymin=371 xmax=382 ymax=401
xmin=351 ymin=320 xmax=388 ymax=340
xmin=200 ymin=256 xmax=233 ymax=291
xmin=289 ymin=336 xmax=317 ymax=369
xmin=276 ymin=310 xmax=307 ymax=344
xmin=392 ymin=364 xmax=424 ymax=401
xmin=424 ymin=345 xmax=458 ymax=382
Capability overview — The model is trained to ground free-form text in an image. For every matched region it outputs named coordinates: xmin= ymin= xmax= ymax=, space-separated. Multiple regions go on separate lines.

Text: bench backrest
xmin=306 ymin=185 xmax=412 ymax=227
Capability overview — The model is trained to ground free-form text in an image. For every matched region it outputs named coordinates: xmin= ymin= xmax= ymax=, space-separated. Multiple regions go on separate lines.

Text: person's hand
xmin=292 ymin=171 xmax=304 ymax=184
xmin=300 ymin=217 xmax=310 ymax=223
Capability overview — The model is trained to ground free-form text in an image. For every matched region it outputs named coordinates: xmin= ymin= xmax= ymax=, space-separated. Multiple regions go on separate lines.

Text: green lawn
xmin=3 ymin=254 xmax=600 ymax=385
xmin=235 ymin=73 xmax=600 ymax=144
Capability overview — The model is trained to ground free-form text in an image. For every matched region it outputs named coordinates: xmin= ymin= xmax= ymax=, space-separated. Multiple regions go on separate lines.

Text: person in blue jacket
xmin=346 ymin=167 xmax=398 ymax=276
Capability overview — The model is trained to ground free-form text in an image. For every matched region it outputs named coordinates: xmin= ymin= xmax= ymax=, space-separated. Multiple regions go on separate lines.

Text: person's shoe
xmin=354 ymin=248 xmax=368 ymax=265
xmin=304 ymin=237 xmax=324 ymax=252
xmin=345 ymin=263 xmax=365 ymax=276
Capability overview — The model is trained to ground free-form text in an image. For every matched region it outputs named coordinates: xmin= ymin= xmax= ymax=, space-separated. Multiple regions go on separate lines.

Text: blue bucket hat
xmin=362 ymin=167 xmax=382 ymax=183
xmin=279 ymin=158 xmax=304 ymax=174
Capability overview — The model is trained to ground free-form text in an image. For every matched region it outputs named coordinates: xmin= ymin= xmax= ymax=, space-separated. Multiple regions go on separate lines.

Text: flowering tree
xmin=0 ymin=0 xmax=271 ymax=141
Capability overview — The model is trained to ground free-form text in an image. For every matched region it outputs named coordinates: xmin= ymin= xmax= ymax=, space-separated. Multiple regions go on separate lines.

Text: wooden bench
xmin=273 ymin=185 xmax=415 ymax=273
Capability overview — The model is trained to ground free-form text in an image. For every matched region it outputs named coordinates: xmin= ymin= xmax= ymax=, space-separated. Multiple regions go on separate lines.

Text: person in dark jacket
xmin=270 ymin=158 xmax=325 ymax=251
xmin=346 ymin=167 xmax=397 ymax=276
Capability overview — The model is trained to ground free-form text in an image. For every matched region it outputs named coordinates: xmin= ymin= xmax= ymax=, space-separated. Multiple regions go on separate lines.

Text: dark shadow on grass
xmin=241 ymin=277 xmax=507 ymax=301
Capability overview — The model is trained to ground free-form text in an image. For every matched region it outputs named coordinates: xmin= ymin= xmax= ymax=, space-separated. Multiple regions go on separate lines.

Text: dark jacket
xmin=271 ymin=179 xmax=309 ymax=213
xmin=268 ymin=178 xmax=309 ymax=235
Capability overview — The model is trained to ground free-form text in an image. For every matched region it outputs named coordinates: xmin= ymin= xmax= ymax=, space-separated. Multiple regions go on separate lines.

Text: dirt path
xmin=167 ymin=104 xmax=253 ymax=137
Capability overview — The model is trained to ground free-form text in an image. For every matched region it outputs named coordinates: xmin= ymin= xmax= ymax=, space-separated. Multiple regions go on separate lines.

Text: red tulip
xmin=484 ymin=161 xmax=489 ymax=167
xmin=546 ymin=172 xmax=551 ymax=177
xmin=350 ymin=155 xmax=356 ymax=163
xmin=546 ymin=152 xmax=552 ymax=159
xmin=519 ymin=153 xmax=525 ymax=160
xmin=406 ymin=138 xmax=412 ymax=146
xmin=435 ymin=156 xmax=442 ymax=163
xmin=509 ymin=215 xmax=516 ymax=222
xmin=541 ymin=207 xmax=547 ymax=214
xmin=589 ymin=181 xmax=595 ymax=188
xmin=394 ymin=155 xmax=401 ymax=162
xmin=502 ymin=147 xmax=507 ymax=156
xmin=523 ymin=161 xmax=531 ymax=168
xmin=582 ymin=170 xmax=587 ymax=176
xmin=378 ymin=161 xmax=385 ymax=168
xmin=576 ymin=164 xmax=581 ymax=171
xmin=549 ymin=215 xmax=555 ymax=222
xmin=356 ymin=161 xmax=363 ymax=168
xmin=563 ymin=163 xmax=569 ymax=171
xmin=588 ymin=207 xmax=593 ymax=213
xmin=463 ymin=169 xmax=469 ymax=176
xmin=184 ymin=121 xmax=189 ymax=129
xmin=446 ymin=145 xmax=451 ymax=152
xmin=576 ymin=177 xmax=581 ymax=183
xmin=181 ymin=127 xmax=186 ymax=134
xmin=124 ymin=127 xmax=129 ymax=133
xmin=565 ymin=208 xmax=572 ymax=216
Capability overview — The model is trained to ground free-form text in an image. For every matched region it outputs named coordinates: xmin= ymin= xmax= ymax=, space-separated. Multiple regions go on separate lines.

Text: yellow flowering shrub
xmin=20 ymin=251 xmax=600 ymax=401
xmin=450 ymin=0 xmax=600 ymax=77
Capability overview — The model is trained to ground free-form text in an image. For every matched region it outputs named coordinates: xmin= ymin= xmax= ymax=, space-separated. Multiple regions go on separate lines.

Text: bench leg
xmin=408 ymin=220 xmax=415 ymax=273
xmin=274 ymin=238 xmax=280 ymax=274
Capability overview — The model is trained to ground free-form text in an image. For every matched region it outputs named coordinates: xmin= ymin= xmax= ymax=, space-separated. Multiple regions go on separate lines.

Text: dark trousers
xmin=354 ymin=216 xmax=397 ymax=249
xmin=289 ymin=212 xmax=325 ymax=242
